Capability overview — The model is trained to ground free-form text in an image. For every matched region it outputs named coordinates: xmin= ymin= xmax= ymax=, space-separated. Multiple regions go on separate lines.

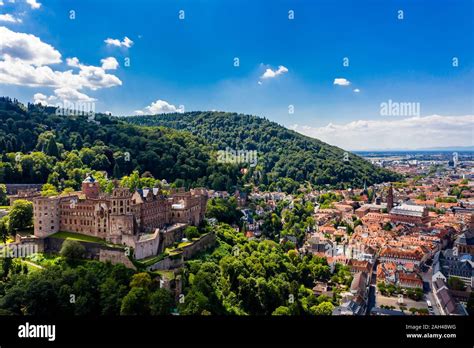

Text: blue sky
xmin=0 ymin=0 xmax=473 ymax=150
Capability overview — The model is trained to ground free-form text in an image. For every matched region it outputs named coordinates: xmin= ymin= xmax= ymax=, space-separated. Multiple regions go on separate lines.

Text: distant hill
xmin=124 ymin=111 xmax=402 ymax=190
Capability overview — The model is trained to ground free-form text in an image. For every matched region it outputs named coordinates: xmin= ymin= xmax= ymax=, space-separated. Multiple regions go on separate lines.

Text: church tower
xmin=387 ymin=184 xmax=394 ymax=212
xmin=82 ymin=174 xmax=100 ymax=199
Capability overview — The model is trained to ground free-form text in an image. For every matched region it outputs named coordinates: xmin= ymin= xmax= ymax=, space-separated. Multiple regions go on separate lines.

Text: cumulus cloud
xmin=0 ymin=26 xmax=61 ymax=65
xmin=100 ymin=57 xmax=119 ymax=70
xmin=291 ymin=115 xmax=474 ymax=151
xmin=104 ymin=36 xmax=133 ymax=48
xmin=26 ymin=0 xmax=41 ymax=9
xmin=353 ymin=88 xmax=360 ymax=93
xmin=333 ymin=78 xmax=351 ymax=86
xmin=0 ymin=55 xmax=122 ymax=90
xmin=135 ymin=99 xmax=183 ymax=115
xmin=0 ymin=26 xmax=121 ymax=106
xmin=0 ymin=13 xmax=22 ymax=23
xmin=34 ymin=87 xmax=96 ymax=105
xmin=261 ymin=65 xmax=288 ymax=79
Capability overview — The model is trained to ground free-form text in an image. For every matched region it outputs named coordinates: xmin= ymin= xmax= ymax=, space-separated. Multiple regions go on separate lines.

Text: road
xmin=366 ymin=267 xmax=377 ymax=315
xmin=420 ymin=265 xmax=441 ymax=315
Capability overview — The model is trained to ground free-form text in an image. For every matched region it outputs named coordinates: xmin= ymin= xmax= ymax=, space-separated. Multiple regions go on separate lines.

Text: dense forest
xmin=0 ymin=97 xmax=239 ymax=191
xmin=0 ymin=223 xmax=351 ymax=316
xmin=0 ymin=97 xmax=401 ymax=193
xmin=125 ymin=111 xmax=402 ymax=190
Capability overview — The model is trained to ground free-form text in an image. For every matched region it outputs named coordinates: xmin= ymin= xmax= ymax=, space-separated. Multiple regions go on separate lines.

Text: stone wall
xmin=147 ymin=233 xmax=216 ymax=271
xmin=147 ymin=255 xmax=184 ymax=271
xmin=99 ymin=249 xmax=136 ymax=270
xmin=160 ymin=224 xmax=186 ymax=252
xmin=134 ymin=229 xmax=161 ymax=260
xmin=181 ymin=232 xmax=216 ymax=260
xmin=44 ymin=237 xmax=108 ymax=260
xmin=5 ymin=184 xmax=43 ymax=195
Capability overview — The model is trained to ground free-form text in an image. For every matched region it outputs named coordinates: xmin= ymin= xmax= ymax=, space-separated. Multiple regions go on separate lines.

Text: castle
xmin=33 ymin=175 xmax=208 ymax=259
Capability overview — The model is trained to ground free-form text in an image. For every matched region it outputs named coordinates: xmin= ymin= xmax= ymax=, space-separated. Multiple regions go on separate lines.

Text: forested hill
xmin=0 ymin=97 xmax=239 ymax=190
xmin=124 ymin=111 xmax=402 ymax=191
xmin=0 ymin=97 xmax=400 ymax=192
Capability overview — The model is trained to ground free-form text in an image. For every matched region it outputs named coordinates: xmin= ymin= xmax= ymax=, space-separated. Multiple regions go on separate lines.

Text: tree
xmin=150 ymin=288 xmax=174 ymax=315
xmin=1 ymin=257 xmax=12 ymax=279
xmin=178 ymin=289 xmax=209 ymax=315
xmin=0 ymin=184 xmax=7 ymax=205
xmin=184 ymin=226 xmax=200 ymax=240
xmin=120 ymin=287 xmax=150 ymax=315
xmin=41 ymin=183 xmax=59 ymax=197
xmin=448 ymin=277 xmax=466 ymax=291
xmin=130 ymin=272 xmax=152 ymax=289
xmin=60 ymin=240 xmax=85 ymax=260
xmin=272 ymin=306 xmax=291 ymax=315
xmin=46 ymin=136 xmax=60 ymax=157
xmin=0 ymin=217 xmax=8 ymax=243
xmin=113 ymin=163 xmax=122 ymax=178
xmin=310 ymin=301 xmax=334 ymax=315
xmin=8 ymin=199 xmax=33 ymax=232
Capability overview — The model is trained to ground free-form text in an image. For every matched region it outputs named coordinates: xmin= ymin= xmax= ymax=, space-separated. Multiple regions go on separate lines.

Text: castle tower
xmin=82 ymin=174 xmax=100 ymax=199
xmin=387 ymin=184 xmax=394 ymax=212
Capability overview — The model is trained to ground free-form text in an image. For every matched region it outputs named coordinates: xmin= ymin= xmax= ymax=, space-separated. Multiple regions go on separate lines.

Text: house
xmin=432 ymin=249 xmax=474 ymax=287
xmin=347 ymin=259 xmax=372 ymax=274
xmin=454 ymin=230 xmax=474 ymax=256
xmin=379 ymin=246 xmax=426 ymax=266
xmin=432 ymin=279 xmax=468 ymax=316
xmin=398 ymin=272 xmax=423 ymax=289
xmin=312 ymin=281 xmax=333 ymax=297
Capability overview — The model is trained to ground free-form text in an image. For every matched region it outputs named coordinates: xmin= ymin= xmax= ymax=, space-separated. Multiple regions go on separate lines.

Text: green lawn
xmin=50 ymin=231 xmax=106 ymax=244
xmin=153 ymin=270 xmax=175 ymax=280
xmin=138 ymin=252 xmax=168 ymax=267
xmin=177 ymin=241 xmax=192 ymax=248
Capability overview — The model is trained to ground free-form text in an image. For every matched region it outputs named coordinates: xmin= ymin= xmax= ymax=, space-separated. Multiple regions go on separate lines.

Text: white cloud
xmin=26 ymin=0 xmax=41 ymax=9
xmin=291 ymin=115 xmax=474 ymax=151
xmin=135 ymin=99 xmax=183 ymax=115
xmin=34 ymin=87 xmax=96 ymax=105
xmin=0 ymin=27 xmax=121 ymax=106
xmin=0 ymin=13 xmax=22 ymax=23
xmin=0 ymin=26 xmax=61 ymax=65
xmin=0 ymin=1 xmax=4 ymax=6
xmin=104 ymin=36 xmax=133 ymax=48
xmin=0 ymin=56 xmax=122 ymax=90
xmin=261 ymin=65 xmax=288 ymax=79
xmin=33 ymin=92 xmax=50 ymax=105
xmin=100 ymin=57 xmax=119 ymax=70
xmin=333 ymin=78 xmax=351 ymax=86
xmin=53 ymin=87 xmax=96 ymax=102
xmin=353 ymin=88 xmax=360 ymax=93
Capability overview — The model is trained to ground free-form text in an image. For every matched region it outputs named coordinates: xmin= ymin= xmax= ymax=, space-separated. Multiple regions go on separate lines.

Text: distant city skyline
xmin=0 ymin=0 xmax=472 ymax=150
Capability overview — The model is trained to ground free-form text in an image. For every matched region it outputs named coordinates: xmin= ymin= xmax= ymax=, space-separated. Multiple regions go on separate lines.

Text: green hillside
xmin=125 ymin=111 xmax=402 ymax=191
xmin=0 ymin=97 xmax=401 ymax=192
